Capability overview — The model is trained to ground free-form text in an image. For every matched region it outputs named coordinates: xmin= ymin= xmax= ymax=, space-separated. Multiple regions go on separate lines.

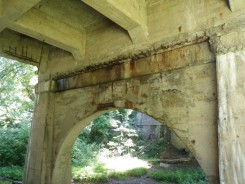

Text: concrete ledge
xmin=35 ymin=80 xmax=56 ymax=93
xmin=55 ymin=42 xmax=215 ymax=91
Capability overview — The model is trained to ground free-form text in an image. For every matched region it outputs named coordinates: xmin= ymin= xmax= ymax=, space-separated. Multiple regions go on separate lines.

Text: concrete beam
xmin=8 ymin=8 xmax=86 ymax=61
xmin=228 ymin=0 xmax=245 ymax=11
xmin=0 ymin=29 xmax=47 ymax=66
xmin=82 ymin=0 xmax=148 ymax=43
xmin=55 ymin=42 xmax=214 ymax=91
xmin=0 ymin=0 xmax=41 ymax=31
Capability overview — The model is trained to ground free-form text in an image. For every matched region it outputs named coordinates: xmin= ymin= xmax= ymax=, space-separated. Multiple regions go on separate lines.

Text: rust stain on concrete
xmin=124 ymin=101 xmax=134 ymax=109
xmin=97 ymin=102 xmax=115 ymax=110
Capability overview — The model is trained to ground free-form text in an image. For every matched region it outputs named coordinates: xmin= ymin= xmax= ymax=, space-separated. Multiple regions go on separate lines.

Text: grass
xmin=149 ymin=169 xmax=209 ymax=184
xmin=0 ymin=161 xmax=209 ymax=184
xmin=0 ymin=182 xmax=11 ymax=184
xmin=0 ymin=166 xmax=23 ymax=181
xmin=72 ymin=163 xmax=147 ymax=183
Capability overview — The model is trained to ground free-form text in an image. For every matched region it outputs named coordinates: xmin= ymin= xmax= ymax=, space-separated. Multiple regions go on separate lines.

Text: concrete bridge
xmin=1 ymin=0 xmax=245 ymax=183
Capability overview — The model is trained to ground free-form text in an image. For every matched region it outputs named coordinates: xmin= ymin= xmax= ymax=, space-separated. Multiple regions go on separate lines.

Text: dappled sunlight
xmin=71 ymin=109 xmax=209 ymax=183
xmin=72 ymin=155 xmax=150 ymax=182
xmin=100 ymin=155 xmax=150 ymax=172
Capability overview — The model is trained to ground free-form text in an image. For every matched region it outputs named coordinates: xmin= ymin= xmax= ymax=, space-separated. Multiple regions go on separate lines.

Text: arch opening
xmin=52 ymin=108 xmax=209 ymax=184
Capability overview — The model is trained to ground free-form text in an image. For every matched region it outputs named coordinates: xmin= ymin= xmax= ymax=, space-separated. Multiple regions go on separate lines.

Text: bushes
xmin=72 ymin=139 xmax=100 ymax=167
xmin=149 ymin=169 xmax=209 ymax=184
xmin=139 ymin=139 xmax=166 ymax=159
xmin=0 ymin=124 xmax=29 ymax=166
xmin=0 ymin=166 xmax=23 ymax=181
xmin=71 ymin=109 xmax=141 ymax=166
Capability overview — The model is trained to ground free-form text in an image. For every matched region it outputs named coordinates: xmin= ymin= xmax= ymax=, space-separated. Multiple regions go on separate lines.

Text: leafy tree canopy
xmin=0 ymin=57 xmax=37 ymax=127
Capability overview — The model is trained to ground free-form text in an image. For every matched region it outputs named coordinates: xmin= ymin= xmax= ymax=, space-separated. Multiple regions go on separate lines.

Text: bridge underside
xmin=1 ymin=1 xmax=245 ymax=184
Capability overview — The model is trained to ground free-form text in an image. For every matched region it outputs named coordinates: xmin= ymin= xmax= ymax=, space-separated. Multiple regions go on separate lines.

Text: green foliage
xmin=141 ymin=139 xmax=166 ymax=159
xmin=0 ymin=57 xmax=37 ymax=127
xmin=71 ymin=109 xmax=140 ymax=166
xmin=0 ymin=166 xmax=23 ymax=181
xmin=89 ymin=115 xmax=112 ymax=144
xmin=0 ymin=123 xmax=30 ymax=166
xmin=0 ymin=181 xmax=11 ymax=184
xmin=124 ymin=167 xmax=147 ymax=177
xmin=72 ymin=139 xmax=100 ymax=167
xmin=149 ymin=169 xmax=209 ymax=184
xmin=72 ymin=164 xmax=109 ymax=183
xmin=72 ymin=165 xmax=147 ymax=183
xmin=0 ymin=57 xmax=35 ymax=180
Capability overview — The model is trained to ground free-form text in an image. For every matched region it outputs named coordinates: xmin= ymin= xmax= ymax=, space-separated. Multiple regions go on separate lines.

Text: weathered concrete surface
xmin=217 ymin=49 xmax=245 ymax=184
xmin=1 ymin=1 xmax=245 ymax=184
xmin=8 ymin=7 xmax=86 ymax=61
xmin=209 ymin=29 xmax=245 ymax=184
xmin=23 ymin=92 xmax=54 ymax=184
xmin=55 ymin=42 xmax=214 ymax=91
xmin=52 ymin=62 xmax=218 ymax=183
xmin=0 ymin=0 xmax=40 ymax=31
xmin=228 ymin=0 xmax=245 ymax=11
xmin=23 ymin=54 xmax=55 ymax=184
xmin=20 ymin=41 xmax=220 ymax=184
xmin=1 ymin=0 xmax=244 ymax=70
xmin=0 ymin=29 xmax=49 ymax=66
xmin=47 ymin=42 xmax=218 ymax=183
xmin=83 ymin=0 xmax=148 ymax=43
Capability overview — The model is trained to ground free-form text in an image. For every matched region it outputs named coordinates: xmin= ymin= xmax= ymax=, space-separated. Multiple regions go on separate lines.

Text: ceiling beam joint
xmin=83 ymin=0 xmax=148 ymax=43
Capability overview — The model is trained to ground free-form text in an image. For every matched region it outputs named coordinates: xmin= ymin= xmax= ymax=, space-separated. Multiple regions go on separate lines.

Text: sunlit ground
xmin=72 ymin=155 xmax=150 ymax=182
xmin=100 ymin=155 xmax=150 ymax=172
xmin=74 ymin=155 xmax=149 ymax=175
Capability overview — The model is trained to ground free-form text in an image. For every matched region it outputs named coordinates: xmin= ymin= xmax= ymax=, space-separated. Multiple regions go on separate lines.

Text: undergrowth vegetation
xmin=0 ymin=58 xmax=36 ymax=181
xmin=149 ymin=169 xmax=209 ymax=184
xmin=0 ymin=166 xmax=23 ymax=181
xmin=0 ymin=124 xmax=29 ymax=167
xmin=71 ymin=109 xmax=142 ymax=167
xmin=72 ymin=164 xmax=147 ymax=183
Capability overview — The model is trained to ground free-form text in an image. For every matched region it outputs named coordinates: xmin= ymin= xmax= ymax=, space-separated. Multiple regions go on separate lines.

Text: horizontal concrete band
xmin=55 ymin=42 xmax=215 ymax=92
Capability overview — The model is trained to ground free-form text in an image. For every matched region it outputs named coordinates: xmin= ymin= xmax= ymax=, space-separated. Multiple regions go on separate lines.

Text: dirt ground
xmin=97 ymin=159 xmax=201 ymax=184
xmin=103 ymin=176 xmax=159 ymax=184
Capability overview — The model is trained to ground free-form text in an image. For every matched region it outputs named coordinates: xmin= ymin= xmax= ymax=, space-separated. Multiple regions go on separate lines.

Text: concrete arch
xmin=52 ymin=62 xmax=218 ymax=183
xmin=51 ymin=108 xmax=195 ymax=184
xmin=52 ymin=110 xmax=107 ymax=184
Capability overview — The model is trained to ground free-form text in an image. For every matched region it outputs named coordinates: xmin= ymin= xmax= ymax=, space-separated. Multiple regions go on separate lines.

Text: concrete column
xmin=23 ymin=50 xmax=55 ymax=183
xmin=216 ymin=49 xmax=245 ymax=184
xmin=23 ymin=92 xmax=54 ymax=184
